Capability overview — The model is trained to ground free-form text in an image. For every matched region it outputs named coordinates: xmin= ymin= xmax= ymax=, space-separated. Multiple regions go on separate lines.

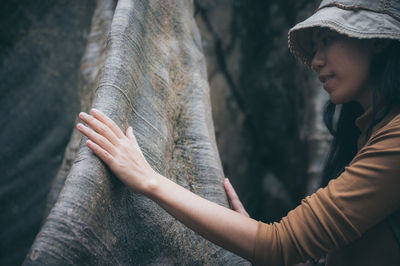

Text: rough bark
xmin=24 ymin=0 xmax=248 ymax=264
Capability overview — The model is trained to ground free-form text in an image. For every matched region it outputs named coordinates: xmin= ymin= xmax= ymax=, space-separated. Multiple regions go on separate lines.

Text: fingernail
xmin=91 ymin=108 xmax=99 ymax=114
xmin=77 ymin=123 xmax=83 ymax=129
xmin=129 ymin=126 xmax=133 ymax=133
xmin=79 ymin=112 xmax=86 ymax=118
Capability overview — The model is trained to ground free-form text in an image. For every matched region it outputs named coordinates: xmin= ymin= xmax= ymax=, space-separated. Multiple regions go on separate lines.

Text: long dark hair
xmin=321 ymin=40 xmax=400 ymax=186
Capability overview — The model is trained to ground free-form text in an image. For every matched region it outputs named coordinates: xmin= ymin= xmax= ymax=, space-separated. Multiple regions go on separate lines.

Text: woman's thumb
xmin=127 ymin=126 xmax=135 ymax=140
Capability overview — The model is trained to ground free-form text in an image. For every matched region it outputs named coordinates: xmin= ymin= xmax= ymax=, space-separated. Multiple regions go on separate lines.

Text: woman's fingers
xmin=224 ymin=178 xmax=250 ymax=217
xmin=78 ymin=111 xmax=119 ymax=145
xmin=126 ymin=126 xmax=135 ymax=141
xmin=76 ymin=110 xmax=156 ymax=193
xmin=86 ymin=139 xmax=113 ymax=165
xmin=224 ymin=178 xmax=240 ymax=202
xmin=126 ymin=126 xmax=140 ymax=147
xmin=90 ymin=109 xmax=125 ymax=139
xmin=77 ymin=123 xmax=117 ymax=156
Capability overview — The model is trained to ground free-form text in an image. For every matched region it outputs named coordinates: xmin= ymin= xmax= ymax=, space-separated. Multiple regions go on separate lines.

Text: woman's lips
xmin=319 ymin=74 xmax=335 ymax=92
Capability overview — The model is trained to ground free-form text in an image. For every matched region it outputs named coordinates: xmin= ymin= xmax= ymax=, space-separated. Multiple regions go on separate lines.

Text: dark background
xmin=0 ymin=0 xmax=328 ymax=265
xmin=0 ymin=0 xmax=96 ymax=264
xmin=195 ymin=0 xmax=326 ymax=222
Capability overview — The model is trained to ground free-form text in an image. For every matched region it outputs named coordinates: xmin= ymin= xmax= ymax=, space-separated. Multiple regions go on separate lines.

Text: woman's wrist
xmin=136 ymin=171 xmax=259 ymax=261
xmin=136 ymin=170 xmax=164 ymax=197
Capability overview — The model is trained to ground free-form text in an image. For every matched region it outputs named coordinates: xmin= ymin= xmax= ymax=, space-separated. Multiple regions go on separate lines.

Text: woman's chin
xmin=329 ymin=94 xmax=342 ymax=105
xmin=328 ymin=91 xmax=352 ymax=105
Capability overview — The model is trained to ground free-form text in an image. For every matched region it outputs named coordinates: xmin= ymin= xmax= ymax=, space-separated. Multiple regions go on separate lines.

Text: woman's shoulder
xmin=390 ymin=109 xmax=400 ymax=126
xmin=364 ymin=107 xmax=400 ymax=149
xmin=373 ymin=107 xmax=400 ymax=135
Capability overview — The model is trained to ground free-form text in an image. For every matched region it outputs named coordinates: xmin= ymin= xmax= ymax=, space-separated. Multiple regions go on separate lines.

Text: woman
xmin=76 ymin=0 xmax=400 ymax=265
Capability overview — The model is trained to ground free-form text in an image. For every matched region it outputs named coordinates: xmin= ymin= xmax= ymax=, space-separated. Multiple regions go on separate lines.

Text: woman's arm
xmin=76 ymin=109 xmax=258 ymax=261
xmin=148 ymin=171 xmax=258 ymax=260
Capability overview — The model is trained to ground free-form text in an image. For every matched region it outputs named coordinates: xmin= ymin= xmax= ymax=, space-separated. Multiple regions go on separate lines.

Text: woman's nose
xmin=311 ymin=50 xmax=325 ymax=72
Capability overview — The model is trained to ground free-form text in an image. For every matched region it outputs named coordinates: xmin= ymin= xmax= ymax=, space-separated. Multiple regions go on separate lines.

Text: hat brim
xmin=289 ymin=6 xmax=400 ymax=66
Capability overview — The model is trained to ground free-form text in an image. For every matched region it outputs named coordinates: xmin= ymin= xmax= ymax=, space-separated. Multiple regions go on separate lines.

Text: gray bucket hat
xmin=288 ymin=0 xmax=400 ymax=66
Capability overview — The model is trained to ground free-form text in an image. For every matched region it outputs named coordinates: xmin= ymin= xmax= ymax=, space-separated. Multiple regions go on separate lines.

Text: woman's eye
xmin=310 ymin=43 xmax=316 ymax=55
xmin=322 ymin=37 xmax=331 ymax=45
xmin=322 ymin=35 xmax=336 ymax=46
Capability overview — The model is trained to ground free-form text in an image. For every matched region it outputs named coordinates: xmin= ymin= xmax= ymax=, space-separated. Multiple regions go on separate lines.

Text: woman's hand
xmin=77 ymin=109 xmax=258 ymax=261
xmin=224 ymin=178 xmax=250 ymax=217
xmin=76 ymin=109 xmax=158 ymax=194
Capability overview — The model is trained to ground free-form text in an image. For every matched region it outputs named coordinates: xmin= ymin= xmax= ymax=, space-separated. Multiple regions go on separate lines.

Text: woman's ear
xmin=372 ymin=39 xmax=390 ymax=53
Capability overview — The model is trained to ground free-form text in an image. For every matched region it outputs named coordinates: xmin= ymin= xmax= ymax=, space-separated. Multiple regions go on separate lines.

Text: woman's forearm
xmin=143 ymin=172 xmax=259 ymax=262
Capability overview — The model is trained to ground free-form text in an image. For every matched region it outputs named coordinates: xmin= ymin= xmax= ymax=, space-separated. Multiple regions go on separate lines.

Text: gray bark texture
xmin=23 ymin=0 xmax=248 ymax=265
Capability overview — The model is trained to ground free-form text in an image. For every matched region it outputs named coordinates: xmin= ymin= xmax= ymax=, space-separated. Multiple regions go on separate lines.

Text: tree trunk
xmin=24 ymin=0 xmax=248 ymax=264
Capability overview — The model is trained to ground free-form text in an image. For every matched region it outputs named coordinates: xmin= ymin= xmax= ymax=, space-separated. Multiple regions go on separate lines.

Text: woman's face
xmin=311 ymin=28 xmax=374 ymax=109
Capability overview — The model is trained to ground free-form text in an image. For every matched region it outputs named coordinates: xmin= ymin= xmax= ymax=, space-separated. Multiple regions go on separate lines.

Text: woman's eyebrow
xmin=311 ymin=28 xmax=325 ymax=43
xmin=316 ymin=28 xmax=328 ymax=39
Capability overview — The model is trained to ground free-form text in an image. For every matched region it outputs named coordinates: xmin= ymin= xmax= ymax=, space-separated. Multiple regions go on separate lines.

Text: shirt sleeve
xmin=253 ymin=116 xmax=400 ymax=266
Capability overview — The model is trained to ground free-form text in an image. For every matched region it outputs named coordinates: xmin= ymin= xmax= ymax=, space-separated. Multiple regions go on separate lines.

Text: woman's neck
xmin=356 ymin=84 xmax=374 ymax=111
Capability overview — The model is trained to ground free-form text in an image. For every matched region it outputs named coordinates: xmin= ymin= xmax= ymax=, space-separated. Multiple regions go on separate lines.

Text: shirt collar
xmin=355 ymin=106 xmax=382 ymax=134
xmin=355 ymin=106 xmax=374 ymax=135
xmin=355 ymin=104 xmax=400 ymax=150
